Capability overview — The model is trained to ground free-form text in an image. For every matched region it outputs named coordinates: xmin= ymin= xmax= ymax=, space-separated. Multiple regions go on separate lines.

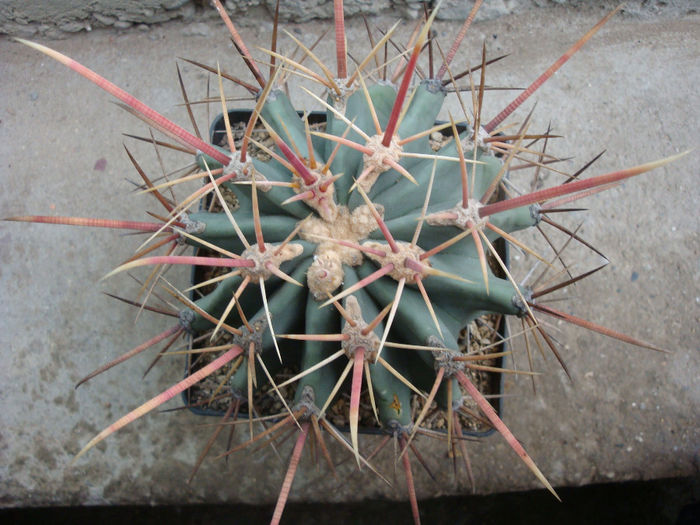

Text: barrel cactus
xmin=7 ymin=1 xmax=686 ymax=523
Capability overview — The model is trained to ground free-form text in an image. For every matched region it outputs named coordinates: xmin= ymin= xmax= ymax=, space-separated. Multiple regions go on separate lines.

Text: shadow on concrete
xmin=3 ymin=476 xmax=699 ymax=524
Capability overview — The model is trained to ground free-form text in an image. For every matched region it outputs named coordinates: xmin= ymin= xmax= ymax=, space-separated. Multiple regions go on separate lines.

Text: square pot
xmin=182 ymin=109 xmax=509 ymax=438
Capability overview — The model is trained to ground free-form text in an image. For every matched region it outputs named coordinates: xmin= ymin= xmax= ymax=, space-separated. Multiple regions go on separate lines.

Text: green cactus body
xmin=181 ymin=80 xmax=536 ymax=429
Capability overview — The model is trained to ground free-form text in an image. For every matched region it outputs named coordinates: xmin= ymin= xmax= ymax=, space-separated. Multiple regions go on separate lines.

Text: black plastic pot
xmin=182 ymin=109 xmax=509 ymax=438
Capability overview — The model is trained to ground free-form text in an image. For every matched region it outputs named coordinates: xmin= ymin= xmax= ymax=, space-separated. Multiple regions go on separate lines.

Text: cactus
xmin=6 ymin=1 xmax=688 ymax=523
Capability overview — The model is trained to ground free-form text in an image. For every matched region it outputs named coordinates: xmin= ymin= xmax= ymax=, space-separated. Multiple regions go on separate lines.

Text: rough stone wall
xmin=1 ymin=0 xmax=697 ymax=37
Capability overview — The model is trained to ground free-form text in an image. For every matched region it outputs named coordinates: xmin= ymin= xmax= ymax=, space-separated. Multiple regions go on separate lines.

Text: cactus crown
xmin=8 ymin=2 xmax=686 ymax=523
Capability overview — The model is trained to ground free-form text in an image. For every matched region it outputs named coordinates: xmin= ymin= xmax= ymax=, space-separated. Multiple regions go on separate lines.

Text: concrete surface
xmin=1 ymin=4 xmax=698 ymax=509
xmin=1 ymin=1 xmax=698 ymax=37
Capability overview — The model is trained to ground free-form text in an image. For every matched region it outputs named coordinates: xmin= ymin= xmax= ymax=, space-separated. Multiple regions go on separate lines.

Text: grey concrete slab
xmin=0 ymin=6 xmax=698 ymax=509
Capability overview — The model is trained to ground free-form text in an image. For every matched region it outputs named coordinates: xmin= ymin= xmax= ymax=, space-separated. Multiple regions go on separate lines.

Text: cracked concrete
xmin=0 ymin=4 xmax=698 ymax=510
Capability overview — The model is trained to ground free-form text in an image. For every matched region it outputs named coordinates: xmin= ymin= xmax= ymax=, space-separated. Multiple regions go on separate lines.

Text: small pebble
xmin=93 ymin=158 xmax=107 ymax=171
